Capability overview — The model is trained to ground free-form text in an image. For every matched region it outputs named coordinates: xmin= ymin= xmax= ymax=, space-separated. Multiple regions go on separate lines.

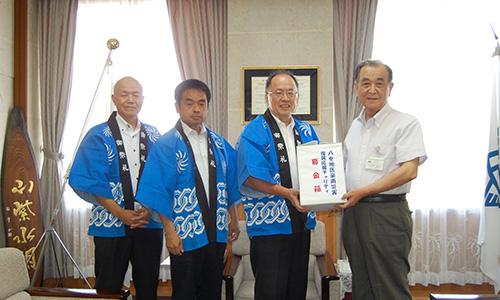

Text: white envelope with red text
xmin=297 ymin=143 xmax=347 ymax=210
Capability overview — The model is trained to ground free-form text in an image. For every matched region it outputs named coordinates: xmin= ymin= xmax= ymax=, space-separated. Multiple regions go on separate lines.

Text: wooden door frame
xmin=14 ymin=0 xmax=28 ymax=121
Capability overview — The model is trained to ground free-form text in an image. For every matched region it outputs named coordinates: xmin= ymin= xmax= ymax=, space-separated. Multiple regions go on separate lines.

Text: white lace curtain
xmin=409 ymin=208 xmax=487 ymax=285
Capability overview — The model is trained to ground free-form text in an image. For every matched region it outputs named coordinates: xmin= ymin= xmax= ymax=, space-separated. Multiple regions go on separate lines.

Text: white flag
xmin=479 ymin=46 xmax=500 ymax=293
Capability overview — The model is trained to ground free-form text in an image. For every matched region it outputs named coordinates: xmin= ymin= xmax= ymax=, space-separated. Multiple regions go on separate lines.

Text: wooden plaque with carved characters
xmin=1 ymin=107 xmax=44 ymax=279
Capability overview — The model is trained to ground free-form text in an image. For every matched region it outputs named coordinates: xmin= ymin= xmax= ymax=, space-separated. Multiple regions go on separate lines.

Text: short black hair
xmin=265 ymin=69 xmax=299 ymax=92
xmin=174 ymin=79 xmax=211 ymax=103
xmin=354 ymin=60 xmax=393 ymax=83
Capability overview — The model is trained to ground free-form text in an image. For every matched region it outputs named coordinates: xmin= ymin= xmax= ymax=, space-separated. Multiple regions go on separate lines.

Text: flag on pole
xmin=479 ymin=45 xmax=500 ymax=293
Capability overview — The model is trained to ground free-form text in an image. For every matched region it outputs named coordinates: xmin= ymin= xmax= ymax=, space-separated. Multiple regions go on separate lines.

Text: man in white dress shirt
xmin=69 ymin=77 xmax=163 ymax=299
xmin=236 ymin=70 xmax=320 ymax=299
xmin=340 ymin=60 xmax=427 ymax=300
xmin=136 ymin=79 xmax=241 ymax=299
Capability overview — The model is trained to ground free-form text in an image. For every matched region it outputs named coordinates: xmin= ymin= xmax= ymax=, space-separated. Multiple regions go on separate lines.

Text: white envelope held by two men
xmin=296 ymin=142 xmax=347 ymax=211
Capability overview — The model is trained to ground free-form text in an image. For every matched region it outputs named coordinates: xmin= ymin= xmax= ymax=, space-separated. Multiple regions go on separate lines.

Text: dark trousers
xmin=94 ymin=228 xmax=163 ymax=300
xmin=342 ymin=201 xmax=413 ymax=300
xmin=169 ymin=242 xmax=226 ymax=300
xmin=250 ymin=231 xmax=311 ymax=300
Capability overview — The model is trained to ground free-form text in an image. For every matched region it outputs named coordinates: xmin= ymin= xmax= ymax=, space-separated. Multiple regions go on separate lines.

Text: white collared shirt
xmin=271 ymin=114 xmax=299 ymax=189
xmin=344 ymin=104 xmax=427 ymax=194
xmin=181 ymin=120 xmax=210 ymax=204
xmin=115 ymin=113 xmax=141 ymax=195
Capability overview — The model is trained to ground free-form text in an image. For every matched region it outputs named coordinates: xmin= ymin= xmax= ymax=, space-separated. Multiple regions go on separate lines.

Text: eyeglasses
xmin=267 ymin=90 xmax=298 ymax=99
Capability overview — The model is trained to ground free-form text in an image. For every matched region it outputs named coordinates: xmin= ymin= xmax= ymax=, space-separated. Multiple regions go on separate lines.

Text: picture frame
xmin=242 ymin=66 xmax=319 ymax=124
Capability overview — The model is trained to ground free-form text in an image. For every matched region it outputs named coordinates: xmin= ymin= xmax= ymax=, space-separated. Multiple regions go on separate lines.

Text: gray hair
xmin=353 ymin=60 xmax=393 ymax=83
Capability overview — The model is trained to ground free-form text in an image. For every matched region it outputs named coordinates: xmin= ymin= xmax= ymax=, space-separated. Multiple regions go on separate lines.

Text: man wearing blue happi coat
xmin=136 ymin=79 xmax=240 ymax=300
xmin=237 ymin=70 xmax=320 ymax=299
xmin=69 ymin=76 xmax=163 ymax=299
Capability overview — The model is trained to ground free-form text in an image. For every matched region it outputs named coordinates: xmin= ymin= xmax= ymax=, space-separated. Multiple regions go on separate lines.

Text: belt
xmin=359 ymin=194 xmax=406 ymax=203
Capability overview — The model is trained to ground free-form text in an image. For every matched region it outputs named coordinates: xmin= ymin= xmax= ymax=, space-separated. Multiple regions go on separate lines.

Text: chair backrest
xmin=310 ymin=220 xmax=326 ymax=256
xmin=230 ymin=220 xmax=328 ymax=285
xmin=231 ymin=221 xmax=250 ymax=256
xmin=0 ymin=247 xmax=31 ymax=299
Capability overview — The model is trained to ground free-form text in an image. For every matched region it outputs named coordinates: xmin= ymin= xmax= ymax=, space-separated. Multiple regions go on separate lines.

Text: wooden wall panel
xmin=14 ymin=0 xmax=28 ymax=119
xmin=317 ymin=211 xmax=336 ymax=260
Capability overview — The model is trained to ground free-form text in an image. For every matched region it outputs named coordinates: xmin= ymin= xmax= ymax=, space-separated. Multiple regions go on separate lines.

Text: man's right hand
xmin=95 ymin=196 xmax=150 ymax=228
xmin=286 ymin=188 xmax=308 ymax=212
xmin=130 ymin=207 xmax=151 ymax=228
xmin=165 ymin=230 xmax=183 ymax=256
xmin=159 ymin=216 xmax=183 ymax=255
xmin=117 ymin=209 xmax=149 ymax=228
xmin=244 ymin=177 xmax=309 ymax=213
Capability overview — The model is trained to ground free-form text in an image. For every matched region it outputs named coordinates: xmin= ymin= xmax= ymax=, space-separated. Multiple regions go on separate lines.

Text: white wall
xmin=0 ymin=0 xmax=14 ymax=247
xmin=227 ymin=0 xmax=334 ymax=144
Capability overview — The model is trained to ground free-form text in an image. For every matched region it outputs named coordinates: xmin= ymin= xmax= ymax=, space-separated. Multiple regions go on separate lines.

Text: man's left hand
xmin=338 ymin=188 xmax=368 ymax=209
xmin=130 ymin=207 xmax=150 ymax=228
xmin=228 ymin=220 xmax=240 ymax=242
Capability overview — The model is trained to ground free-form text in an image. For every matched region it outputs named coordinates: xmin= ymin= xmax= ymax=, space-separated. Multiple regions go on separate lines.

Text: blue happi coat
xmin=135 ymin=126 xmax=240 ymax=252
xmin=237 ymin=115 xmax=320 ymax=237
xmin=69 ymin=121 xmax=163 ymax=237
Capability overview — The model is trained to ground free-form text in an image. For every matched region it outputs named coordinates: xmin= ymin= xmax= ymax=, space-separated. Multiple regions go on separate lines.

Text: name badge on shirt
xmin=366 ymin=156 xmax=384 ymax=171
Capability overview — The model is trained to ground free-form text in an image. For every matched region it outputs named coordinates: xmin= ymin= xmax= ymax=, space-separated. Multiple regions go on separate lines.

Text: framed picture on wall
xmin=242 ymin=66 xmax=319 ymax=124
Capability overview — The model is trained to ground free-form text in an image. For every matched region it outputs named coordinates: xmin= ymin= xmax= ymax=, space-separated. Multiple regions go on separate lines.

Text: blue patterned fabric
xmin=135 ymin=126 xmax=240 ymax=252
xmin=237 ymin=116 xmax=320 ymax=237
xmin=69 ymin=121 xmax=162 ymax=237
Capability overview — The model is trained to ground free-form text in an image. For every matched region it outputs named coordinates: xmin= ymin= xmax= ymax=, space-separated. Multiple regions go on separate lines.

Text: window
xmin=372 ymin=0 xmax=500 ymax=209
xmin=63 ymin=0 xmax=181 ymax=209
